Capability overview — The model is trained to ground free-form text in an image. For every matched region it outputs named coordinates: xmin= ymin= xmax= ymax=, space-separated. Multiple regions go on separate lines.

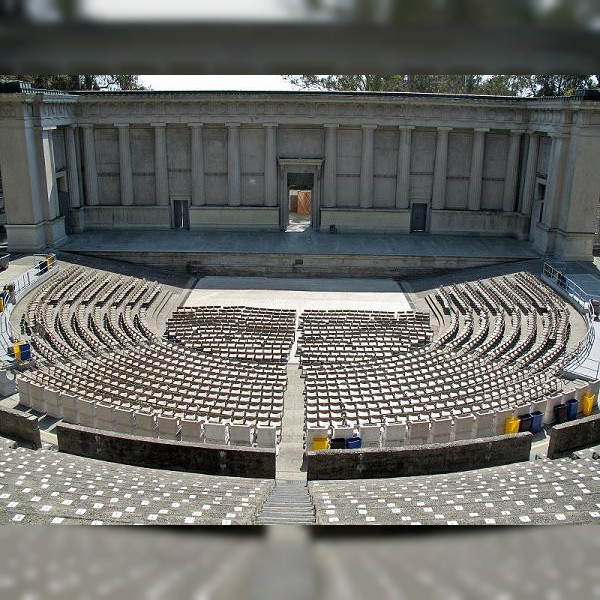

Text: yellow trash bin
xmin=312 ymin=437 xmax=329 ymax=451
xmin=581 ymin=393 xmax=595 ymax=417
xmin=504 ymin=416 xmax=520 ymax=435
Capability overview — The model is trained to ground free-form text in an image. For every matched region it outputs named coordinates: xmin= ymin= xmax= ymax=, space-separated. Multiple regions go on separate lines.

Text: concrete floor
xmin=184 ymin=276 xmax=412 ymax=313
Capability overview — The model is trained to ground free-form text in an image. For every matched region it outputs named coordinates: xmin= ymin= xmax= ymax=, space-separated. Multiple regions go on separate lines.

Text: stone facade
xmin=0 ymin=88 xmax=599 ymax=260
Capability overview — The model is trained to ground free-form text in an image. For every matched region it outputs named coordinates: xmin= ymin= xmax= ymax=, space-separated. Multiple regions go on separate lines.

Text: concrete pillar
xmin=520 ymin=133 xmax=539 ymax=216
xmin=152 ymin=123 xmax=169 ymax=206
xmin=81 ymin=125 xmax=99 ymax=206
xmin=502 ymin=130 xmax=522 ymax=213
xmin=359 ymin=124 xmax=376 ymax=209
xmin=323 ymin=124 xmax=338 ymax=208
xmin=40 ymin=127 xmax=59 ymax=220
xmin=395 ymin=126 xmax=414 ymax=209
xmin=431 ymin=127 xmax=451 ymax=210
xmin=467 ymin=128 xmax=489 ymax=211
xmin=542 ymin=133 xmax=569 ymax=229
xmin=264 ymin=123 xmax=278 ymax=207
xmin=227 ymin=123 xmax=241 ymax=207
xmin=116 ymin=124 xmax=133 ymax=206
xmin=65 ymin=125 xmax=81 ymax=208
xmin=189 ymin=123 xmax=205 ymax=206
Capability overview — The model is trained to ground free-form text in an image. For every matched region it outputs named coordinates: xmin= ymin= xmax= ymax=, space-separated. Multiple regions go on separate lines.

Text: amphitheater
xmin=0 ymin=83 xmax=600 ymax=526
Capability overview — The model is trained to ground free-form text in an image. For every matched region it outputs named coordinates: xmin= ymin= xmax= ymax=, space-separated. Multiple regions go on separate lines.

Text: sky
xmin=139 ymin=75 xmax=299 ymax=92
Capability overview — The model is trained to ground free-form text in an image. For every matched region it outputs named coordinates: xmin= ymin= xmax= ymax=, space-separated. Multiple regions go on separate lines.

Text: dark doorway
xmin=56 ymin=175 xmax=72 ymax=233
xmin=173 ymin=199 xmax=190 ymax=230
xmin=410 ymin=203 xmax=428 ymax=232
xmin=287 ymin=172 xmax=313 ymax=232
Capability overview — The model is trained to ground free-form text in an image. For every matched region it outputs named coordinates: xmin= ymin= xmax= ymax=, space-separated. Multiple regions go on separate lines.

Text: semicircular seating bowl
xmin=16 ymin=266 xmax=294 ymax=448
xmin=301 ymin=271 xmax=591 ymax=448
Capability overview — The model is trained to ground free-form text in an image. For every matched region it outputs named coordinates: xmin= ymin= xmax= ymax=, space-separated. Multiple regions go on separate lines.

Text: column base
xmin=6 ymin=223 xmax=47 ymax=252
xmin=553 ymin=230 xmax=595 ymax=262
xmin=69 ymin=207 xmax=86 ymax=234
xmin=44 ymin=216 xmax=68 ymax=248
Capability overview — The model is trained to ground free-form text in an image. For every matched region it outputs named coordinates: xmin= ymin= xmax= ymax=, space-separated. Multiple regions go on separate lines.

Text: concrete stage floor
xmin=60 ymin=229 xmax=538 ymax=259
xmin=184 ymin=276 xmax=412 ymax=312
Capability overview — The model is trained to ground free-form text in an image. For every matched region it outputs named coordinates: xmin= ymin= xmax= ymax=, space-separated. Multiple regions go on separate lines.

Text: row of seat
xmin=17 ymin=377 xmax=279 ymax=448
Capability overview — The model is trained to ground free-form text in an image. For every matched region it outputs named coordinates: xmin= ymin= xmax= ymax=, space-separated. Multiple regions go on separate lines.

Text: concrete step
xmin=255 ymin=481 xmax=316 ymax=525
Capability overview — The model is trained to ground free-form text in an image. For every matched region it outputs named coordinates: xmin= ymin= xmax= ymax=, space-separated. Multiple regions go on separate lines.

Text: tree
xmin=285 ymin=75 xmax=599 ymax=97
xmin=0 ymin=75 xmax=145 ymax=91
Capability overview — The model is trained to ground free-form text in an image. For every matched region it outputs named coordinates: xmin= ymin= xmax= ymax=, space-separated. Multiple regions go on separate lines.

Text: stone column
xmin=116 ymin=124 xmax=133 ymax=206
xmin=520 ymin=132 xmax=539 ymax=216
xmin=41 ymin=127 xmax=59 ymax=220
xmin=226 ymin=123 xmax=241 ymax=207
xmin=323 ymin=124 xmax=338 ymax=208
xmin=502 ymin=130 xmax=522 ymax=213
xmin=395 ymin=126 xmax=414 ymax=209
xmin=65 ymin=125 xmax=81 ymax=208
xmin=189 ymin=123 xmax=205 ymax=206
xmin=431 ymin=127 xmax=451 ymax=210
xmin=542 ymin=133 xmax=569 ymax=229
xmin=264 ymin=123 xmax=278 ymax=207
xmin=359 ymin=124 xmax=376 ymax=209
xmin=152 ymin=123 xmax=169 ymax=206
xmin=467 ymin=127 xmax=489 ymax=211
xmin=81 ymin=125 xmax=98 ymax=206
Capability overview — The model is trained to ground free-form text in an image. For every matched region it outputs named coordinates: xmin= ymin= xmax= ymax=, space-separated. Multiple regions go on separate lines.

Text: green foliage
xmin=0 ymin=75 xmax=145 ymax=91
xmin=285 ymin=75 xmax=598 ymax=97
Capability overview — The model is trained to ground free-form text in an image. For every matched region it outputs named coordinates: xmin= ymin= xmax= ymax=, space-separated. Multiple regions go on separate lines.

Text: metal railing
xmin=541 ymin=262 xmax=600 ymax=379
xmin=0 ymin=254 xmax=59 ymax=363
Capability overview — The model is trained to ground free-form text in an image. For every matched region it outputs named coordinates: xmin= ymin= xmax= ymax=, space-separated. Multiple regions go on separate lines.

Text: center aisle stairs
xmin=256 ymin=481 xmax=316 ymax=525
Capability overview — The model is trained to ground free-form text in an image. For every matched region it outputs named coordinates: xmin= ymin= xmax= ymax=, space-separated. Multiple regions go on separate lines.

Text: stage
xmin=59 ymin=229 xmax=539 ymax=278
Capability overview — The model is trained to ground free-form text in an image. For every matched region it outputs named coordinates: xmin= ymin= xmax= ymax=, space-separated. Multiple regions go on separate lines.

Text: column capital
xmin=436 ymin=126 xmax=453 ymax=132
xmin=225 ymin=122 xmax=241 ymax=128
xmin=79 ymin=123 xmax=94 ymax=129
xmin=150 ymin=122 xmax=167 ymax=128
xmin=114 ymin=123 xmax=130 ymax=128
xmin=187 ymin=122 xmax=204 ymax=128
xmin=42 ymin=125 xmax=57 ymax=132
xmin=361 ymin=124 xmax=378 ymax=130
xmin=398 ymin=125 xmax=416 ymax=131
xmin=323 ymin=123 xmax=340 ymax=129
xmin=550 ymin=132 xmax=569 ymax=140
xmin=509 ymin=128 xmax=525 ymax=136
xmin=263 ymin=122 xmax=278 ymax=128
xmin=474 ymin=127 xmax=490 ymax=133
xmin=67 ymin=123 xmax=78 ymax=130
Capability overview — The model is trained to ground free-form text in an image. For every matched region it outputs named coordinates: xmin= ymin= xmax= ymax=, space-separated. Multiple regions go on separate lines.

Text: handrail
xmin=541 ymin=262 xmax=600 ymax=379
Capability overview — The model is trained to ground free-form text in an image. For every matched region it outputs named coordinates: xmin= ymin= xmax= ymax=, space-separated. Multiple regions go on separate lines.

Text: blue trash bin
xmin=566 ymin=398 xmax=579 ymax=421
xmin=530 ymin=411 xmax=544 ymax=434
xmin=345 ymin=436 xmax=362 ymax=449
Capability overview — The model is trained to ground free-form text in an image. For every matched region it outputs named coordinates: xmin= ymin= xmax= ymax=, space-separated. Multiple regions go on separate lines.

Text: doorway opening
xmin=287 ymin=172 xmax=313 ymax=232
xmin=172 ymin=199 xmax=190 ymax=230
xmin=410 ymin=203 xmax=428 ymax=233
xmin=56 ymin=174 xmax=72 ymax=232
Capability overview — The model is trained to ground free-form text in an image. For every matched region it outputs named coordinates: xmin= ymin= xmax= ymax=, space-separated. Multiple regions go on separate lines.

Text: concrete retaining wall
xmin=307 ymin=433 xmax=532 ymax=480
xmin=547 ymin=414 xmax=600 ymax=459
xmin=56 ymin=423 xmax=276 ymax=478
xmin=0 ymin=405 xmax=41 ymax=449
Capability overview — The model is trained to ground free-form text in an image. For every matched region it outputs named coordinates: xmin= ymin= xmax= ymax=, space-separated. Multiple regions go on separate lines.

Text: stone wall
xmin=547 ymin=414 xmax=600 ymax=459
xmin=307 ymin=433 xmax=532 ymax=480
xmin=56 ymin=423 xmax=276 ymax=478
xmin=1 ymin=90 xmax=599 ymax=258
xmin=0 ymin=405 xmax=41 ymax=449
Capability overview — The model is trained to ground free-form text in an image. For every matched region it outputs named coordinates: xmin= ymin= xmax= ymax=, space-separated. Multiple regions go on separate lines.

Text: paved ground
xmin=185 ymin=276 xmax=411 ymax=313
xmin=59 ymin=229 xmax=539 ymax=258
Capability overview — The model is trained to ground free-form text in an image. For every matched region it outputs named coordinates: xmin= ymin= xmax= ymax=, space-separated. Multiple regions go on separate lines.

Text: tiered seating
xmin=298 ymin=310 xmax=432 ymax=365
xmin=166 ymin=306 xmax=296 ymax=362
xmin=22 ymin=266 xmax=161 ymax=362
xmin=16 ymin=268 xmax=289 ymax=448
xmin=301 ymin=272 xmax=579 ymax=447
xmin=0 ymin=444 xmax=273 ymax=524
xmin=310 ymin=453 xmax=600 ymax=524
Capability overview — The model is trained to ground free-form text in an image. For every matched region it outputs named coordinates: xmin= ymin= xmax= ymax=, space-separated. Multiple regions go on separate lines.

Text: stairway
xmin=256 ymin=481 xmax=315 ymax=525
